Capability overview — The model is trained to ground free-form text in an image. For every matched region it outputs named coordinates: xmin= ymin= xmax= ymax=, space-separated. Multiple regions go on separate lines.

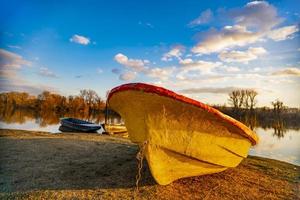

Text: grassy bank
xmin=0 ymin=129 xmax=299 ymax=199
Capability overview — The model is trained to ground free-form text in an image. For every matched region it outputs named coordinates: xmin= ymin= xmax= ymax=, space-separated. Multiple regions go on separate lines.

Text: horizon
xmin=1 ymin=0 xmax=300 ymax=107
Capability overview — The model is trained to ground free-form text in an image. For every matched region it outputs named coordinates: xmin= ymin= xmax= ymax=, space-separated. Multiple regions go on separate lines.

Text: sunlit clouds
xmin=188 ymin=9 xmax=213 ymax=27
xmin=119 ymin=71 xmax=137 ymax=81
xmin=0 ymin=49 xmax=31 ymax=69
xmin=0 ymin=49 xmax=57 ymax=94
xmin=161 ymin=45 xmax=185 ymax=61
xmin=114 ymin=53 xmax=175 ymax=81
xmin=111 ymin=1 xmax=299 ymax=106
xmin=267 ymin=25 xmax=299 ymax=41
xmin=191 ymin=25 xmax=262 ymax=54
xmin=271 ymin=68 xmax=300 ymax=76
xmin=114 ymin=53 xmax=148 ymax=72
xmin=219 ymin=47 xmax=267 ymax=64
xmin=191 ymin=1 xmax=298 ymax=54
xmin=70 ymin=34 xmax=90 ymax=45
xmin=38 ymin=67 xmax=58 ymax=78
xmin=1 ymin=0 xmax=299 ymax=106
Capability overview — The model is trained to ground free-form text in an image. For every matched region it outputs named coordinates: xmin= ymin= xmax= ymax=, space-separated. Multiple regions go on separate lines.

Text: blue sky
xmin=0 ymin=0 xmax=299 ymax=107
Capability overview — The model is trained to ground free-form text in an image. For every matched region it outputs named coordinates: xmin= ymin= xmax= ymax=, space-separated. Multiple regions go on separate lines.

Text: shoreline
xmin=0 ymin=128 xmax=299 ymax=199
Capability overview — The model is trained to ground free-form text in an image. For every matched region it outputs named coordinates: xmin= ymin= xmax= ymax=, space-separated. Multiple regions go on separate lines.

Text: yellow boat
xmin=102 ymin=124 xmax=127 ymax=133
xmin=107 ymin=83 xmax=258 ymax=185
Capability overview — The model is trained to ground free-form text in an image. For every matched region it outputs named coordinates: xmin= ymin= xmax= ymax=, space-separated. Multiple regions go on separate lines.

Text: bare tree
xmin=271 ymin=99 xmax=284 ymax=114
xmin=248 ymin=90 xmax=258 ymax=110
xmin=80 ymin=89 xmax=99 ymax=107
xmin=238 ymin=90 xmax=246 ymax=109
xmin=228 ymin=90 xmax=246 ymax=110
xmin=228 ymin=90 xmax=239 ymax=109
xmin=243 ymin=89 xmax=258 ymax=110
xmin=229 ymin=89 xmax=258 ymax=111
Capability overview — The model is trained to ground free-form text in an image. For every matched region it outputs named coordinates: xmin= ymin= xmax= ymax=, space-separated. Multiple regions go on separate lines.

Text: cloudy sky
xmin=1 ymin=0 xmax=299 ymax=107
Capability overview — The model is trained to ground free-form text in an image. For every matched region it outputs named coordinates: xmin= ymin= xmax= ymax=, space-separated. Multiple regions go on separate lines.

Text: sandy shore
xmin=0 ymin=129 xmax=299 ymax=200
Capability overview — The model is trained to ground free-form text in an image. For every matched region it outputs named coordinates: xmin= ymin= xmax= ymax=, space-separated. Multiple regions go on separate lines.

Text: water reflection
xmin=250 ymin=128 xmax=300 ymax=165
xmin=0 ymin=108 xmax=299 ymax=165
xmin=233 ymin=112 xmax=298 ymax=140
xmin=0 ymin=107 xmax=106 ymax=127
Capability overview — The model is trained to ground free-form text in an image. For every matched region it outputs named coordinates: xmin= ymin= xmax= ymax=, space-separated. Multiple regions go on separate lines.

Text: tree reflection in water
xmin=239 ymin=113 xmax=289 ymax=139
xmin=0 ymin=107 xmax=107 ymax=127
xmin=0 ymin=107 xmax=298 ymax=139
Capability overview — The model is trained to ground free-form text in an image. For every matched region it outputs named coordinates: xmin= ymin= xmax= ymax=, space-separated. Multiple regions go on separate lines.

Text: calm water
xmin=0 ymin=111 xmax=299 ymax=165
xmin=250 ymin=128 xmax=300 ymax=165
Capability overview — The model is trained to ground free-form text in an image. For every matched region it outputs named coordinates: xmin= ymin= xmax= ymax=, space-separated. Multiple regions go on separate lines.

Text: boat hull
xmin=60 ymin=118 xmax=102 ymax=132
xmin=108 ymin=83 xmax=257 ymax=185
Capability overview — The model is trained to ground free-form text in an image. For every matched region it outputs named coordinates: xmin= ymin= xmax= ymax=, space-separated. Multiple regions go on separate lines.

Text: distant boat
xmin=107 ymin=83 xmax=259 ymax=185
xmin=101 ymin=123 xmax=127 ymax=134
xmin=60 ymin=118 xmax=102 ymax=132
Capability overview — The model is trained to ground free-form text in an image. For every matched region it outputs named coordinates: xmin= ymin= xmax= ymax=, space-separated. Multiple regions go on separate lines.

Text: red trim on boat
xmin=108 ymin=83 xmax=258 ymax=145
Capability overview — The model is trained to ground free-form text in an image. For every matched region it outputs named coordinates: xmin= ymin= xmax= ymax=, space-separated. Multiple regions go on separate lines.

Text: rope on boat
xmin=134 ymin=140 xmax=148 ymax=199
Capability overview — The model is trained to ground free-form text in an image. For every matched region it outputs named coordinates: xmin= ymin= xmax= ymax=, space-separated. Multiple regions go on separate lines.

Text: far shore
xmin=0 ymin=129 xmax=299 ymax=200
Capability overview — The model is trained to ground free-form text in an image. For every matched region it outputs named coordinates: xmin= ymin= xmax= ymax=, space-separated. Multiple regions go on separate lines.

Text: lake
xmin=0 ymin=110 xmax=299 ymax=166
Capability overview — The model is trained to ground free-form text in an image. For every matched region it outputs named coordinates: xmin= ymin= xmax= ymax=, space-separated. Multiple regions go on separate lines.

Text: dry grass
xmin=0 ymin=129 xmax=299 ymax=200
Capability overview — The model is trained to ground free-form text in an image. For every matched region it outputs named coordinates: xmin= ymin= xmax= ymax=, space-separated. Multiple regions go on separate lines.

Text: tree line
xmin=0 ymin=89 xmax=106 ymax=116
xmin=1 ymin=88 xmax=299 ymax=131
xmin=228 ymin=89 xmax=258 ymax=111
xmin=213 ymin=89 xmax=300 ymax=132
xmin=227 ymin=89 xmax=291 ymax=114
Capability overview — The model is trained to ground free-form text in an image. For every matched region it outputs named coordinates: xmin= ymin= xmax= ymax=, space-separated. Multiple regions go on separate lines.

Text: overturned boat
xmin=60 ymin=118 xmax=102 ymax=132
xmin=107 ymin=83 xmax=258 ymax=185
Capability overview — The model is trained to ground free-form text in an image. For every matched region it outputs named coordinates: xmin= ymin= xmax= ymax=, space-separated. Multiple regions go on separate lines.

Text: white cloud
xmin=0 ymin=49 xmax=31 ymax=83
xmin=191 ymin=1 xmax=298 ymax=54
xmin=0 ymin=80 xmax=58 ymax=95
xmin=138 ymin=21 xmax=154 ymax=28
xmin=145 ymin=67 xmax=176 ymax=81
xmin=271 ymin=67 xmax=300 ymax=76
xmin=267 ymin=25 xmax=299 ymax=41
xmin=114 ymin=53 xmax=175 ymax=81
xmin=191 ymin=25 xmax=262 ymax=54
xmin=0 ymin=49 xmax=57 ymax=94
xmin=38 ymin=67 xmax=58 ymax=78
xmin=97 ymin=68 xmax=103 ymax=74
xmin=0 ymin=49 xmax=32 ymax=69
xmin=252 ymin=67 xmax=261 ymax=72
xmin=229 ymin=1 xmax=282 ymax=31
xmin=179 ymin=58 xmax=193 ymax=65
xmin=180 ymin=59 xmax=222 ymax=73
xmin=114 ymin=53 xmax=147 ymax=72
xmin=220 ymin=65 xmax=240 ymax=72
xmin=161 ymin=45 xmax=185 ymax=61
xmin=178 ymin=86 xmax=242 ymax=94
xmin=218 ymin=47 xmax=267 ymax=64
xmin=70 ymin=34 xmax=90 ymax=45
xmin=119 ymin=71 xmax=137 ymax=81
xmin=176 ymin=59 xmax=222 ymax=81
xmin=188 ymin=9 xmax=213 ymax=27
xmin=7 ymin=45 xmax=22 ymax=49
xmin=173 ymin=74 xmax=228 ymax=85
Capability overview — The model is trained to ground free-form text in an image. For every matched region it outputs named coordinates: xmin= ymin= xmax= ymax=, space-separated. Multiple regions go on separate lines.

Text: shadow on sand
xmin=0 ymin=135 xmax=155 ymax=192
xmin=0 ymin=129 xmax=299 ymax=200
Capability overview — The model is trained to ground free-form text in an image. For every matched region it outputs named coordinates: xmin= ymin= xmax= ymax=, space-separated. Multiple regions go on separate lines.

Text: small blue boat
xmin=60 ymin=118 xmax=102 ymax=132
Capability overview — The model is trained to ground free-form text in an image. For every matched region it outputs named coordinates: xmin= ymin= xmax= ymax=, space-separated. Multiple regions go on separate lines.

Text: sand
xmin=0 ymin=129 xmax=299 ymax=200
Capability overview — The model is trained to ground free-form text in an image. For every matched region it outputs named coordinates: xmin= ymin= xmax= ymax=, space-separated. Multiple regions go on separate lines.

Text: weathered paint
xmin=108 ymin=83 xmax=258 ymax=185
